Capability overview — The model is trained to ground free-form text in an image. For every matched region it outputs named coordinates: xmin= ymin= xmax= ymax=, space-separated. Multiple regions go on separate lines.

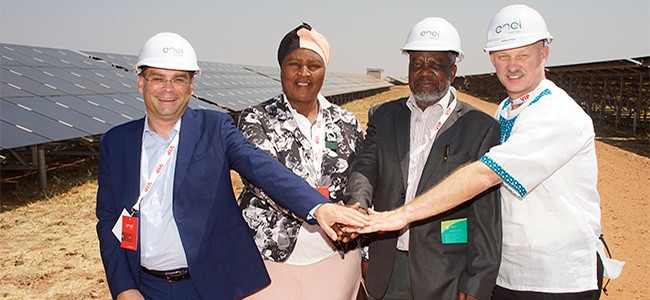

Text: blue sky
xmin=1 ymin=0 xmax=649 ymax=77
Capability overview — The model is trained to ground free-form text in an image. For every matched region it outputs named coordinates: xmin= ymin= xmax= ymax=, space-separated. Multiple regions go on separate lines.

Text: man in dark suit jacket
xmin=96 ymin=32 xmax=368 ymax=300
xmin=345 ymin=18 xmax=501 ymax=300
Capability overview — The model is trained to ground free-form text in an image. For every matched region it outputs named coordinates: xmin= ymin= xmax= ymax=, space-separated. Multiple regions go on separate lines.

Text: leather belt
xmin=141 ymin=267 xmax=190 ymax=282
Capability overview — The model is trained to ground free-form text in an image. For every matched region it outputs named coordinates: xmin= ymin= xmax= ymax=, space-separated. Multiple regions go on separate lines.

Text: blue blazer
xmin=96 ymin=108 xmax=327 ymax=299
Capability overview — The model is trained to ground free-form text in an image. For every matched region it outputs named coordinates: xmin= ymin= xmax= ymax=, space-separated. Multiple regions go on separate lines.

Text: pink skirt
xmin=244 ymin=248 xmax=362 ymax=300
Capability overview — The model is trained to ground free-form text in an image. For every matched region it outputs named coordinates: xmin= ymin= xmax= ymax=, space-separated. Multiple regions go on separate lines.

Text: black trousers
xmin=369 ymin=250 xmax=412 ymax=300
xmin=492 ymin=254 xmax=604 ymax=300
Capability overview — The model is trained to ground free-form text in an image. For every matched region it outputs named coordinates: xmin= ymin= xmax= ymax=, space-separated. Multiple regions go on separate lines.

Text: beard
xmin=412 ymin=79 xmax=451 ymax=107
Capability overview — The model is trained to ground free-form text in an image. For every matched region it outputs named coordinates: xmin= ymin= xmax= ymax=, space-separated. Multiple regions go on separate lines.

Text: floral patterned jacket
xmin=236 ymin=93 xmax=364 ymax=262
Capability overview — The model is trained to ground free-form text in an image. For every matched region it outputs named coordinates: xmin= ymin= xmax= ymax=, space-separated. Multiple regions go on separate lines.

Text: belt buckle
xmin=164 ymin=269 xmax=189 ymax=282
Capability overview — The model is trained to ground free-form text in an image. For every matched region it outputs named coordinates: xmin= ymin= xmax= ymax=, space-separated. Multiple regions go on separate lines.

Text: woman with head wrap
xmin=237 ymin=23 xmax=364 ymax=299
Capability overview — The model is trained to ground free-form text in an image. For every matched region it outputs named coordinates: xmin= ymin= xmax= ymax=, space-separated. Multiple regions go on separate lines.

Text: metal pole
xmin=600 ymin=76 xmax=606 ymax=123
xmin=38 ymin=145 xmax=47 ymax=189
xmin=31 ymin=145 xmax=38 ymax=167
xmin=635 ymin=73 xmax=642 ymax=134
xmin=616 ymin=74 xmax=622 ymax=129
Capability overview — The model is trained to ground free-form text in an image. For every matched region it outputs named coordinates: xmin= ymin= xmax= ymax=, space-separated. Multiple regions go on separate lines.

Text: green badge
xmin=325 ymin=132 xmax=338 ymax=150
xmin=441 ymin=218 xmax=467 ymax=244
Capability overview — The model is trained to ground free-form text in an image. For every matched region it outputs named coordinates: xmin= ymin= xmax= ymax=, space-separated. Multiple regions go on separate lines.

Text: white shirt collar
xmin=282 ymin=92 xmax=332 ymax=111
xmin=143 ymin=115 xmax=182 ymax=141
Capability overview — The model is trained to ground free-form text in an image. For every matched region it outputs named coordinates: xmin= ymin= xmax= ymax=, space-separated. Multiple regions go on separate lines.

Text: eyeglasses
xmin=142 ymin=75 xmax=192 ymax=89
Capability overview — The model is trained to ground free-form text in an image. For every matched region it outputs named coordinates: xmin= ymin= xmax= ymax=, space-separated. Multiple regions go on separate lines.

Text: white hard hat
xmin=484 ymin=4 xmax=553 ymax=52
xmin=401 ymin=17 xmax=465 ymax=63
xmin=134 ymin=32 xmax=201 ymax=74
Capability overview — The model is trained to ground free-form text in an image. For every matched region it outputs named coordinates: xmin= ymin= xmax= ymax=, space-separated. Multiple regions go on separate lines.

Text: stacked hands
xmin=314 ymin=203 xmax=409 ymax=242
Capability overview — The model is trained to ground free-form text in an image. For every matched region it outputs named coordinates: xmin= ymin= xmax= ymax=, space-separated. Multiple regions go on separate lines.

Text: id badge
xmin=325 ymin=132 xmax=338 ymax=150
xmin=111 ymin=208 xmax=138 ymax=251
xmin=441 ymin=218 xmax=467 ymax=244
xmin=120 ymin=215 xmax=138 ymax=251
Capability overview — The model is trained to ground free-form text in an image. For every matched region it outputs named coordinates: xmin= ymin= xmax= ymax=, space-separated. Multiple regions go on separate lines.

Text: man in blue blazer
xmin=96 ymin=32 xmax=368 ymax=300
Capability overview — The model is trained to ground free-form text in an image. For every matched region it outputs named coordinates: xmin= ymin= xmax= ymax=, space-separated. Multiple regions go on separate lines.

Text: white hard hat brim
xmin=134 ymin=58 xmax=201 ymax=74
xmin=484 ymin=35 xmax=553 ymax=52
xmin=401 ymin=41 xmax=465 ymax=63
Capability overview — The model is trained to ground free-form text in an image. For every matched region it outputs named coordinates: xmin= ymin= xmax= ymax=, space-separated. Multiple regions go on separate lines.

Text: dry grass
xmin=1 ymin=161 xmax=106 ymax=299
xmin=1 ymin=86 xmax=648 ymax=299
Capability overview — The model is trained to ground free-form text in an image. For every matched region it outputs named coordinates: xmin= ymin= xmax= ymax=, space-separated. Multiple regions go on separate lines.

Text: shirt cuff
xmin=479 ymin=155 xmax=527 ymax=197
xmin=307 ymin=203 xmax=323 ymax=220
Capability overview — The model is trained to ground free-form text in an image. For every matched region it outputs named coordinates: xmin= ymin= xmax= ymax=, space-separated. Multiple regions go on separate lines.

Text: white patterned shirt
xmin=286 ymin=94 xmax=338 ymax=265
xmin=480 ymin=79 xmax=603 ymax=292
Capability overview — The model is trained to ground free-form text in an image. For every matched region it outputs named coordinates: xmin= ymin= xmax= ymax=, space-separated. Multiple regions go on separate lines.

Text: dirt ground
xmin=0 ymin=86 xmax=648 ymax=299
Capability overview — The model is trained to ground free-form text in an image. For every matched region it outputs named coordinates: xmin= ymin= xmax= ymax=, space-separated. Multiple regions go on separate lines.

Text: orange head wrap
xmin=277 ymin=22 xmax=331 ymax=66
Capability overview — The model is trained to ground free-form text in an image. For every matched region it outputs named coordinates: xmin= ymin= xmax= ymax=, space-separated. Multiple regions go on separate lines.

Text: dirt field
xmin=1 ymin=86 xmax=648 ymax=299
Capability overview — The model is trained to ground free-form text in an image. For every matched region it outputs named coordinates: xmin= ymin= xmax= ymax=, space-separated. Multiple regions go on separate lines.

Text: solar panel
xmin=244 ymin=65 xmax=281 ymax=77
xmin=1 ymin=98 xmax=88 ymax=141
xmin=1 ymin=120 xmax=49 ymax=149
xmin=1 ymin=44 xmax=54 ymax=67
xmin=0 ymin=80 xmax=37 ymax=98
xmin=80 ymin=94 xmax=145 ymax=120
xmin=2 ymin=44 xmax=390 ymax=150
xmin=3 ymin=96 xmax=112 ymax=135
xmin=107 ymin=93 xmax=146 ymax=111
xmin=71 ymin=68 xmax=134 ymax=93
xmin=33 ymin=47 xmax=101 ymax=69
xmin=39 ymin=67 xmax=118 ymax=94
xmin=45 ymin=95 xmax=134 ymax=126
xmin=188 ymin=98 xmax=223 ymax=111
xmin=91 ymin=68 xmax=138 ymax=89
xmin=5 ymin=44 xmax=81 ymax=68
xmin=81 ymin=51 xmax=138 ymax=71
xmin=0 ymin=67 xmax=68 ymax=97
xmin=4 ymin=66 xmax=92 ymax=95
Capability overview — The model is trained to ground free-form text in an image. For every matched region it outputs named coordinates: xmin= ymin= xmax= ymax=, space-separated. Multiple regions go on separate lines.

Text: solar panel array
xmin=2 ymin=44 xmax=134 ymax=149
xmin=1 ymin=43 xmax=391 ymax=150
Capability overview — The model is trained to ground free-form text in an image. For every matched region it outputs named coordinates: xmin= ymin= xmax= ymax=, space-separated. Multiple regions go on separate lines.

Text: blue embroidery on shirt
xmin=499 ymin=89 xmax=552 ymax=143
xmin=480 ymin=155 xmax=527 ymax=197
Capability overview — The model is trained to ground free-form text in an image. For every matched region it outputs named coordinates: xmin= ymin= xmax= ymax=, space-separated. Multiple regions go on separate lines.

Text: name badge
xmin=325 ymin=132 xmax=338 ymax=150
xmin=120 ymin=215 xmax=138 ymax=250
xmin=111 ymin=208 xmax=138 ymax=251
xmin=441 ymin=218 xmax=467 ymax=244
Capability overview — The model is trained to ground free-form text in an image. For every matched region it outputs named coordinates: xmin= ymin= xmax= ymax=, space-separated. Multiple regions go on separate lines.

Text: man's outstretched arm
xmin=358 ymin=161 xmax=502 ymax=233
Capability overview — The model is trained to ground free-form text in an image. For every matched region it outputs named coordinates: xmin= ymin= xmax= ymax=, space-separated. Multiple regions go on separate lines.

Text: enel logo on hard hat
xmin=419 ymin=30 xmax=440 ymax=38
xmin=495 ymin=21 xmax=522 ymax=34
xmin=163 ymin=47 xmax=184 ymax=57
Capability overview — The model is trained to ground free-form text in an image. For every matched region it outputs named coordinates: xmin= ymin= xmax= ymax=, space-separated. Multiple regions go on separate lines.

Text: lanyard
xmin=499 ymin=88 xmax=551 ymax=143
xmin=131 ymin=131 xmax=180 ymax=215
xmin=311 ymin=107 xmax=325 ymax=174
xmin=410 ymin=98 xmax=457 ymax=158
